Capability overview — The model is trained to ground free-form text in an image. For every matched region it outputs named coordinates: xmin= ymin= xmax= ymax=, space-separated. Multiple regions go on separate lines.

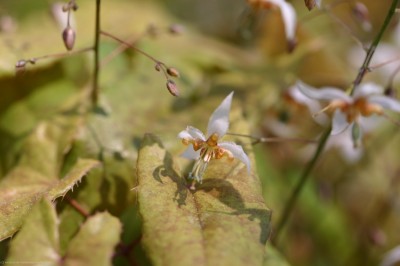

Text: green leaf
xmin=264 ymin=244 xmax=291 ymax=266
xmin=7 ymin=199 xmax=60 ymax=265
xmin=63 ymin=212 xmax=122 ymax=266
xmin=0 ymin=123 xmax=100 ymax=240
xmin=7 ymin=199 xmax=121 ymax=266
xmin=137 ymin=109 xmax=271 ymax=266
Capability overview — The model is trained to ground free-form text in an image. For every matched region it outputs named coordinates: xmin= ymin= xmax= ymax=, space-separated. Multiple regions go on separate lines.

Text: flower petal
xmin=178 ymin=126 xmax=206 ymax=141
xmin=331 ymin=110 xmax=350 ymax=135
xmin=207 ymin=92 xmax=234 ymax=138
xmin=218 ymin=142 xmax=251 ymax=173
xmin=180 ymin=146 xmax=201 ymax=160
xmin=267 ymin=0 xmax=297 ymax=44
xmin=297 ymin=81 xmax=351 ymax=101
xmin=368 ymin=95 xmax=400 ymax=113
xmin=353 ymin=82 xmax=383 ymax=98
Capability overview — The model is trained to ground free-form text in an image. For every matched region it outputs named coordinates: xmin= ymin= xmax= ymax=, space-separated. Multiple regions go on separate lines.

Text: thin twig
xmin=100 ymin=30 xmax=169 ymax=79
xmin=352 ymin=0 xmax=400 ymax=91
xmin=29 ymin=46 xmax=93 ymax=63
xmin=226 ymin=132 xmax=318 ymax=144
xmin=92 ymin=0 xmax=101 ymax=106
xmin=272 ymin=126 xmax=331 ymax=246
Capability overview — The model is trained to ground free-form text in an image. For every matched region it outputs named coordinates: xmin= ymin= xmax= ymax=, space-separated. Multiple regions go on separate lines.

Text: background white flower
xmin=247 ymin=0 xmax=297 ymax=50
xmin=178 ymin=92 xmax=251 ymax=189
xmin=297 ymin=81 xmax=400 ymax=137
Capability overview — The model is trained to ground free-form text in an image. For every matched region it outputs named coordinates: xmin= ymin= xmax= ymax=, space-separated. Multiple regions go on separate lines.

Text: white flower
xmin=178 ymin=92 xmax=251 ymax=189
xmin=247 ymin=0 xmax=297 ymax=50
xmin=297 ymin=81 xmax=400 ymax=140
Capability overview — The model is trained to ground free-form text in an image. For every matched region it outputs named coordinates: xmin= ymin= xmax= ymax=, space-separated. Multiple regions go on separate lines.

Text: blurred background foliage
xmin=0 ymin=0 xmax=400 ymax=265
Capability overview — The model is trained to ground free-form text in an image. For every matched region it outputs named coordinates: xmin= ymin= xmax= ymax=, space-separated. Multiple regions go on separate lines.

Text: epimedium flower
xmin=297 ymin=81 xmax=400 ymax=145
xmin=178 ymin=92 xmax=251 ymax=190
xmin=247 ymin=0 xmax=297 ymax=51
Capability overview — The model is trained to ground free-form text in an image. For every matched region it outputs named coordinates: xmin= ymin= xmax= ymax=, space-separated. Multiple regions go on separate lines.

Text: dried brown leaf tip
xmin=166 ymin=80 xmax=179 ymax=97
xmin=62 ymin=26 xmax=76 ymax=51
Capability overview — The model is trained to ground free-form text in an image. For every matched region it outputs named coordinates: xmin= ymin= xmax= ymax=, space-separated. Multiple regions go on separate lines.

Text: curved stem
xmin=272 ymin=126 xmax=331 ymax=246
xmin=352 ymin=0 xmax=400 ymax=92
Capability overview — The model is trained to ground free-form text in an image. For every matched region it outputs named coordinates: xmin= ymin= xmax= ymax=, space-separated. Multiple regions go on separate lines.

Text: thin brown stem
xmin=28 ymin=46 xmax=93 ymax=63
xmin=66 ymin=196 xmax=90 ymax=217
xmin=369 ymin=55 xmax=400 ymax=70
xmin=226 ymin=132 xmax=318 ymax=144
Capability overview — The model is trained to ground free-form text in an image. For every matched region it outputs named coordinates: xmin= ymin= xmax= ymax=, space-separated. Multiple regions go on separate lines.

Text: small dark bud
xmin=167 ymin=67 xmax=180 ymax=78
xmin=62 ymin=26 xmax=76 ymax=51
xmin=155 ymin=64 xmax=161 ymax=72
xmin=287 ymin=39 xmax=297 ymax=53
xmin=166 ymin=80 xmax=179 ymax=97
xmin=71 ymin=3 xmax=79 ymax=11
xmin=168 ymin=24 xmax=185 ymax=35
xmin=62 ymin=4 xmax=69 ymax=12
xmin=304 ymin=0 xmax=320 ymax=11
xmin=384 ymin=86 xmax=396 ymax=98
xmin=147 ymin=24 xmax=159 ymax=38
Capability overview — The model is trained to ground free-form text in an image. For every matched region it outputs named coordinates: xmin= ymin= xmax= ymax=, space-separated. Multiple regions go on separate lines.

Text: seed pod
xmin=166 ymin=80 xmax=179 ymax=97
xmin=62 ymin=26 xmax=75 ymax=51
xmin=167 ymin=67 xmax=180 ymax=78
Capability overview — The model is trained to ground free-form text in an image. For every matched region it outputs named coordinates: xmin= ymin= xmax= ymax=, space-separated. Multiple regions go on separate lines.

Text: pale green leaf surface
xmin=137 ymin=107 xmax=271 ymax=266
xmin=64 ymin=212 xmax=122 ymax=266
xmin=0 ymin=122 xmax=99 ymax=240
xmin=7 ymin=199 xmax=60 ymax=266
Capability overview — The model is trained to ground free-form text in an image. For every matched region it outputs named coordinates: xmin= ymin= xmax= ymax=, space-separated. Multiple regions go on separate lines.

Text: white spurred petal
xmin=181 ymin=146 xmax=201 ymax=160
xmin=178 ymin=126 xmax=206 ymax=141
xmin=353 ymin=83 xmax=383 ymax=98
xmin=218 ymin=142 xmax=251 ymax=173
xmin=297 ymin=81 xmax=351 ymax=101
xmin=267 ymin=0 xmax=297 ymax=45
xmin=331 ymin=110 xmax=350 ymax=135
xmin=207 ymin=92 xmax=234 ymax=138
xmin=368 ymin=95 xmax=400 ymax=113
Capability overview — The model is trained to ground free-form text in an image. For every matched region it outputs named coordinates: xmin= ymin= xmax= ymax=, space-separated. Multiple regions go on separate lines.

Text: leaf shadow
xmin=198 ymin=168 xmax=271 ymax=244
xmin=152 ymin=151 xmax=188 ymax=207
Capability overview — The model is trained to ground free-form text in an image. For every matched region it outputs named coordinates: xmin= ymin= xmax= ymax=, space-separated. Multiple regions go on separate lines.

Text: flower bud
xmin=62 ymin=4 xmax=69 ymax=12
xmin=155 ymin=64 xmax=161 ymax=72
xmin=168 ymin=24 xmax=184 ymax=35
xmin=304 ymin=0 xmax=321 ymax=11
xmin=166 ymin=80 xmax=179 ymax=97
xmin=167 ymin=67 xmax=180 ymax=78
xmin=62 ymin=26 xmax=75 ymax=51
xmin=15 ymin=60 xmax=27 ymax=75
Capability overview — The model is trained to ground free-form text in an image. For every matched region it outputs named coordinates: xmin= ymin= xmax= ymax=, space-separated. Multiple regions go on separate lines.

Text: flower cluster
xmin=178 ymin=92 xmax=251 ymax=190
